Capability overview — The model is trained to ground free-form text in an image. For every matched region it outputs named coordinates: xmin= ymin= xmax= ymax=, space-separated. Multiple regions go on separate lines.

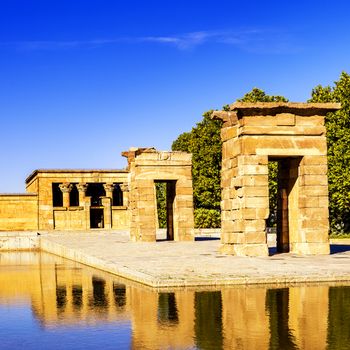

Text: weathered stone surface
xmin=215 ymin=102 xmax=340 ymax=257
xmin=125 ymin=148 xmax=194 ymax=242
xmin=220 ymin=243 xmax=269 ymax=257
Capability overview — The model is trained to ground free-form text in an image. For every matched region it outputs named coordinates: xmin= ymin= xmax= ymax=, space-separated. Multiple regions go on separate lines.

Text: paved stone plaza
xmin=39 ymin=231 xmax=350 ymax=288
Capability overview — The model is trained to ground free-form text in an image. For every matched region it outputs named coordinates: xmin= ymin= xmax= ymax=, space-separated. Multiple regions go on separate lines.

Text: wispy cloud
xmin=0 ymin=29 xmax=299 ymax=54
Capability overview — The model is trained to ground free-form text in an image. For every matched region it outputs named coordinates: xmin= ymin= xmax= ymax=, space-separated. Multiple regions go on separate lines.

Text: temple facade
xmin=0 ymin=148 xmax=195 ymax=241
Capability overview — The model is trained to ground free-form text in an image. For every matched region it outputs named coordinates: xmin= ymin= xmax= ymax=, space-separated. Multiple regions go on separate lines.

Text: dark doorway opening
xmin=112 ymin=184 xmax=123 ymax=206
xmin=69 ymin=184 xmax=79 ymax=207
xmin=268 ymin=157 xmax=302 ymax=253
xmin=90 ymin=208 xmax=104 ymax=229
xmin=86 ymin=183 xmax=106 ymax=207
xmin=155 ymin=180 xmax=176 ymax=241
xmin=158 ymin=292 xmax=179 ymax=325
xmin=52 ymin=183 xmax=63 ymax=207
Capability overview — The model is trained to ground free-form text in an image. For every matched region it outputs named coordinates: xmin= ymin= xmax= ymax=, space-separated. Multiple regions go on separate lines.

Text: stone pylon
xmin=212 ymin=102 xmax=340 ymax=256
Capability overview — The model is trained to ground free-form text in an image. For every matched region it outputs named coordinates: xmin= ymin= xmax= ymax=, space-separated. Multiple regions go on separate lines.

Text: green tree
xmin=308 ymin=72 xmax=350 ymax=233
xmin=172 ymin=88 xmax=288 ymax=228
xmin=155 ymin=182 xmax=167 ymax=228
xmin=237 ymin=87 xmax=288 ymax=103
xmin=172 ymin=111 xmax=222 ymax=228
xmin=238 ymin=88 xmax=289 ymax=226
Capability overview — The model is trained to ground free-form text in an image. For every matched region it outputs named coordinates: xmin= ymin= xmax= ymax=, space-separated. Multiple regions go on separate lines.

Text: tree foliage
xmin=172 ymin=88 xmax=288 ymax=228
xmin=308 ymin=72 xmax=350 ymax=233
xmin=172 ymin=111 xmax=222 ymax=227
xmin=237 ymin=87 xmax=288 ymax=103
xmin=172 ymin=79 xmax=350 ymax=234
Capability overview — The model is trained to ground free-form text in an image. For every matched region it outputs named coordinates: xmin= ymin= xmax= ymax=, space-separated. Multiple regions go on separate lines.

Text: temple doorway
xmin=269 ymin=157 xmax=302 ymax=253
xmin=155 ymin=180 xmax=176 ymax=241
xmin=90 ymin=208 xmax=104 ymax=229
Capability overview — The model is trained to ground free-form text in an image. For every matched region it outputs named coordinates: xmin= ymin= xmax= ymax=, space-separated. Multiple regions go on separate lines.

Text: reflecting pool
xmin=0 ymin=252 xmax=349 ymax=349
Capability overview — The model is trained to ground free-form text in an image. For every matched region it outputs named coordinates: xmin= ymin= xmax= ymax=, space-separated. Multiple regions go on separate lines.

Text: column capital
xmin=77 ymin=183 xmax=88 ymax=193
xmin=103 ymin=183 xmax=115 ymax=192
xmin=59 ymin=183 xmax=73 ymax=193
xmin=120 ymin=183 xmax=129 ymax=192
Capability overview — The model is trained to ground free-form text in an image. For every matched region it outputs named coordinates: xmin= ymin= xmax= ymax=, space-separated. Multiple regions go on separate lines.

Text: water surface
xmin=0 ymin=252 xmax=349 ymax=349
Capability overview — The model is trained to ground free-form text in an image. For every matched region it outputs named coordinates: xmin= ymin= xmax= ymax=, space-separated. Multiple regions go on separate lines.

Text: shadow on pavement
xmin=195 ymin=237 xmax=220 ymax=241
xmin=330 ymin=244 xmax=350 ymax=254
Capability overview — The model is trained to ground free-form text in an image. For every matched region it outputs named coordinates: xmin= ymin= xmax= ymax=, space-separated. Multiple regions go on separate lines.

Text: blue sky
xmin=1 ymin=0 xmax=350 ymax=192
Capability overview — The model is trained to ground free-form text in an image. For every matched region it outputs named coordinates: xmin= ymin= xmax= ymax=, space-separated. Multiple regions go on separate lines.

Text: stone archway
xmin=122 ymin=148 xmax=194 ymax=242
xmin=213 ymin=102 xmax=340 ymax=256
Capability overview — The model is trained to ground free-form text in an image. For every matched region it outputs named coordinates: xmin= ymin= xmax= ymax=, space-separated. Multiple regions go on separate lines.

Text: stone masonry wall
xmin=0 ymin=194 xmax=38 ymax=231
xmin=214 ymin=102 xmax=340 ymax=256
xmin=125 ymin=148 xmax=194 ymax=242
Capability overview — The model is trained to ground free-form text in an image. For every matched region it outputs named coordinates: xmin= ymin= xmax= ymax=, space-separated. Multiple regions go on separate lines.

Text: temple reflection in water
xmin=0 ymin=252 xmax=349 ymax=350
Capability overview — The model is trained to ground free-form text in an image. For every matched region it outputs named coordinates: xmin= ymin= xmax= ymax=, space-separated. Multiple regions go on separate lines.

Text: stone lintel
xmin=122 ymin=147 xmax=191 ymax=168
xmin=228 ymin=102 xmax=341 ymax=117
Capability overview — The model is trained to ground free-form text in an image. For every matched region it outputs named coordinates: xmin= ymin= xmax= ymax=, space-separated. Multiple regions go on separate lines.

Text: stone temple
xmin=0 ymin=148 xmax=195 ymax=242
xmin=0 ymin=102 xmax=341 ymax=256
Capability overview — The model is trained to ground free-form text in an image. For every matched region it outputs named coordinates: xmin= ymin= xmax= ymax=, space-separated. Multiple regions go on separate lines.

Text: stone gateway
xmin=212 ymin=102 xmax=340 ymax=256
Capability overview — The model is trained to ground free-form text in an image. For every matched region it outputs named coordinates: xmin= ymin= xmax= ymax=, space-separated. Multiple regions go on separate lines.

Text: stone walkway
xmin=40 ymin=231 xmax=350 ymax=288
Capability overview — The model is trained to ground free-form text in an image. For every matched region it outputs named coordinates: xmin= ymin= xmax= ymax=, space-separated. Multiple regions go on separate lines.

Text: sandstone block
xmin=220 ymin=243 xmax=269 ymax=257
xmin=221 ymin=126 xmax=238 ymax=141
xmin=300 ymin=165 xmax=328 ymax=175
xmin=276 ymin=113 xmax=295 ymax=126
xmin=300 ymin=218 xmax=329 ymax=230
xmin=302 ymin=155 xmax=328 ymax=165
xmin=237 ymin=155 xmax=268 ymax=166
xmin=300 ymin=207 xmax=329 ymax=220
xmin=241 ymin=116 xmax=277 ymax=126
xmin=302 ymin=185 xmax=328 ymax=197
xmin=242 ymin=175 xmax=269 ymax=187
xmin=290 ymin=242 xmax=329 ymax=255
xmin=295 ymin=115 xmax=325 ymax=126
xmin=243 ymin=219 xmax=266 ymax=232
xmin=238 ymin=164 xmax=268 ymax=176
xmin=244 ymin=231 xmax=266 ymax=244
xmin=294 ymin=138 xmax=327 ymax=155
xmin=243 ymin=197 xmax=269 ymax=209
xmin=300 ymin=175 xmax=328 ymax=186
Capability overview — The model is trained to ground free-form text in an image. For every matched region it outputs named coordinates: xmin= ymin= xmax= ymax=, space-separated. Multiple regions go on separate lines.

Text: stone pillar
xmin=120 ymin=183 xmax=129 ymax=206
xmin=59 ymin=183 xmax=73 ymax=208
xmin=103 ymin=183 xmax=115 ymax=199
xmin=77 ymin=183 xmax=88 ymax=205
xmin=103 ymin=183 xmax=114 ymax=229
xmin=293 ymin=155 xmax=330 ymax=254
xmin=76 ymin=183 xmax=89 ymax=229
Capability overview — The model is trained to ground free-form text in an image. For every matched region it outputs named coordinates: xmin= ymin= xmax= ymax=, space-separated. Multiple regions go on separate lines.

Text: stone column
xmin=120 ymin=183 xmax=129 ymax=206
xmin=59 ymin=183 xmax=73 ymax=208
xmin=77 ymin=183 xmax=88 ymax=205
xmin=103 ymin=183 xmax=115 ymax=199
xmin=77 ymin=183 xmax=89 ymax=229
xmin=103 ymin=183 xmax=114 ymax=229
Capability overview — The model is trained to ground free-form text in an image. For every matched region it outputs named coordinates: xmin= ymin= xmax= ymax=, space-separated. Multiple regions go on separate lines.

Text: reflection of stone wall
xmin=289 ymin=286 xmax=329 ymax=350
xmin=213 ymin=102 xmax=340 ymax=256
xmin=130 ymin=287 xmax=196 ymax=349
xmin=222 ymin=288 xmax=270 ymax=349
xmin=0 ymin=252 xmax=130 ymax=327
xmin=0 ymin=252 xmax=348 ymax=348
